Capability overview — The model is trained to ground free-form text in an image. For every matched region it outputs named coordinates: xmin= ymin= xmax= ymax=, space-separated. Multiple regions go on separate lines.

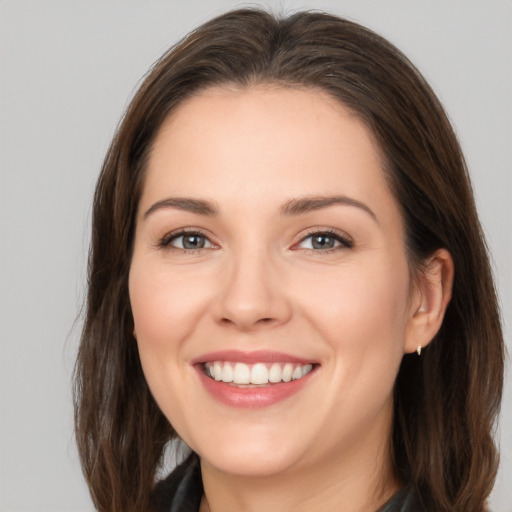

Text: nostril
xmin=219 ymin=316 xmax=275 ymax=327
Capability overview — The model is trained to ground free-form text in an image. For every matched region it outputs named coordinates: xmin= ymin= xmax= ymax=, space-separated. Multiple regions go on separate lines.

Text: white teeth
xmin=233 ymin=362 xmax=251 ymax=384
xmin=213 ymin=361 xmax=223 ymax=381
xmin=250 ymin=363 xmax=269 ymax=385
xmin=302 ymin=363 xmax=313 ymax=377
xmin=221 ymin=362 xmax=233 ymax=383
xmin=204 ymin=360 xmax=314 ymax=385
xmin=282 ymin=363 xmax=293 ymax=382
xmin=268 ymin=363 xmax=282 ymax=383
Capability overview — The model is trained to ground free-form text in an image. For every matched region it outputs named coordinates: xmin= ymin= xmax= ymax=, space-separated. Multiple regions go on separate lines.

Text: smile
xmin=204 ymin=361 xmax=314 ymax=386
xmin=193 ymin=351 xmax=319 ymax=408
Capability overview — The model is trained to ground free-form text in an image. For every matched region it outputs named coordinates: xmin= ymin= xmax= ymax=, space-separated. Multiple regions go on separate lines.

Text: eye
xmin=296 ymin=230 xmax=353 ymax=251
xmin=161 ymin=231 xmax=215 ymax=251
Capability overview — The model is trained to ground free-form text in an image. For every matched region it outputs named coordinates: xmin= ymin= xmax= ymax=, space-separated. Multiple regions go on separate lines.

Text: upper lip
xmin=190 ymin=350 xmax=317 ymax=365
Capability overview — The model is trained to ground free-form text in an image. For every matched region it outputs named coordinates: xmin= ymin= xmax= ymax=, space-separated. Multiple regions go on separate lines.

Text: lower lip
xmin=195 ymin=365 xmax=315 ymax=409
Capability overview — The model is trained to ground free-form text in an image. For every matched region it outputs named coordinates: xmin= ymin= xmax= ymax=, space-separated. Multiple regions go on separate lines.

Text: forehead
xmin=143 ymin=85 xmax=396 ymax=221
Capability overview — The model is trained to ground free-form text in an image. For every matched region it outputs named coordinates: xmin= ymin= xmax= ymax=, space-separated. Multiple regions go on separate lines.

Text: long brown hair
xmin=74 ymin=8 xmax=504 ymax=512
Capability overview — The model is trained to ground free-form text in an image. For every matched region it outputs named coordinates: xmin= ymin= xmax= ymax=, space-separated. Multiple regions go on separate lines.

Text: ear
xmin=404 ymin=248 xmax=454 ymax=354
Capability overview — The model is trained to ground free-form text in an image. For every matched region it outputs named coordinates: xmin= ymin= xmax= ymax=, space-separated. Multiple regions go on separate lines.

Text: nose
xmin=213 ymin=249 xmax=292 ymax=331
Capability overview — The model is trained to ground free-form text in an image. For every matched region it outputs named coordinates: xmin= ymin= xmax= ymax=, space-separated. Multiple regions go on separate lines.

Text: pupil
xmin=183 ymin=235 xmax=205 ymax=249
xmin=312 ymin=235 xmax=334 ymax=249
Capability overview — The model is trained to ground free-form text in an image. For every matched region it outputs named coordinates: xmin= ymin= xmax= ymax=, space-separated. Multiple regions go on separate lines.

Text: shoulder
xmin=377 ymin=485 xmax=420 ymax=512
xmin=151 ymin=453 xmax=203 ymax=512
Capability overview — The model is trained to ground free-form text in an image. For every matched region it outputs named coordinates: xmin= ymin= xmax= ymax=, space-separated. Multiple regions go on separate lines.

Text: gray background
xmin=0 ymin=1 xmax=510 ymax=510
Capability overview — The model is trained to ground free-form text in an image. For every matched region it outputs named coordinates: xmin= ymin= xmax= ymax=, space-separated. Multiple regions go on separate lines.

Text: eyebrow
xmin=143 ymin=194 xmax=377 ymax=222
xmin=280 ymin=195 xmax=377 ymax=222
xmin=143 ymin=197 xmax=220 ymax=218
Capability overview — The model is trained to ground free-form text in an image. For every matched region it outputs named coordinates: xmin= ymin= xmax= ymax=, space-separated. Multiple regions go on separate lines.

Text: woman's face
xmin=129 ymin=86 xmax=420 ymax=478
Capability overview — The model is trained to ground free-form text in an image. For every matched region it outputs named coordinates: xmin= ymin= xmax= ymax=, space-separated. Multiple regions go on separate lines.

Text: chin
xmin=188 ymin=426 xmax=307 ymax=478
xmin=200 ymin=447 xmax=300 ymax=478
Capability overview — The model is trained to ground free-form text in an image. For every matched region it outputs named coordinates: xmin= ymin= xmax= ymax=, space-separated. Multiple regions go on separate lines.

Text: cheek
xmin=129 ymin=263 xmax=211 ymax=352
xmin=128 ymin=262 xmax=212 ymax=429
xmin=128 ymin=261 xmax=215 ymax=418
xmin=296 ymin=256 xmax=410 ymax=366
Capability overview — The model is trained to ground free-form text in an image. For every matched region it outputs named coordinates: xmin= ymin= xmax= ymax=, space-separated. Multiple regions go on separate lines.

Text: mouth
xmin=192 ymin=351 xmax=319 ymax=408
xmin=202 ymin=361 xmax=314 ymax=386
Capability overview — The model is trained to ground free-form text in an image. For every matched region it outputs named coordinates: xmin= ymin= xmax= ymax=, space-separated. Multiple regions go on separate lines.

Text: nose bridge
xmin=215 ymin=242 xmax=290 ymax=329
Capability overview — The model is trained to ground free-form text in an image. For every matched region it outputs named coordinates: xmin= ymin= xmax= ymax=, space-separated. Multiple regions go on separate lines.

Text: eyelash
xmin=158 ymin=228 xmax=354 ymax=253
xmin=294 ymin=229 xmax=354 ymax=253
xmin=158 ymin=229 xmax=215 ymax=253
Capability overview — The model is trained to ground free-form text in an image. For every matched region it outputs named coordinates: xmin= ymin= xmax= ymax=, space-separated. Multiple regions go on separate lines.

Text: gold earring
xmin=416 ymin=345 xmax=422 ymax=356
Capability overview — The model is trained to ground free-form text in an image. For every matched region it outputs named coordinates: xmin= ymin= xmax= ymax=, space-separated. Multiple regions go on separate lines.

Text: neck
xmin=199 ymin=411 xmax=400 ymax=512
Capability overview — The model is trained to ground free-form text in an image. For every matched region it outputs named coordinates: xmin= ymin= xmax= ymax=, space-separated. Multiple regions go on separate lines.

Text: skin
xmin=129 ymin=86 xmax=453 ymax=512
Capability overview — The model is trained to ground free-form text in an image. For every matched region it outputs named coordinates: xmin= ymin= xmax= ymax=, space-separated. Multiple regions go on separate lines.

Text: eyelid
xmin=156 ymin=226 xmax=352 ymax=252
xmin=158 ymin=228 xmax=219 ymax=251
xmin=292 ymin=228 xmax=354 ymax=251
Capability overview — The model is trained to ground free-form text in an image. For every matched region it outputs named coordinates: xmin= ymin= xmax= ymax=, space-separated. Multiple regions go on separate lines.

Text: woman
xmin=74 ymin=8 xmax=504 ymax=512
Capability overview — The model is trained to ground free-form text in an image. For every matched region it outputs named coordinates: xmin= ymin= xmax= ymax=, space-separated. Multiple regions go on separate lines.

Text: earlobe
xmin=405 ymin=248 xmax=454 ymax=354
